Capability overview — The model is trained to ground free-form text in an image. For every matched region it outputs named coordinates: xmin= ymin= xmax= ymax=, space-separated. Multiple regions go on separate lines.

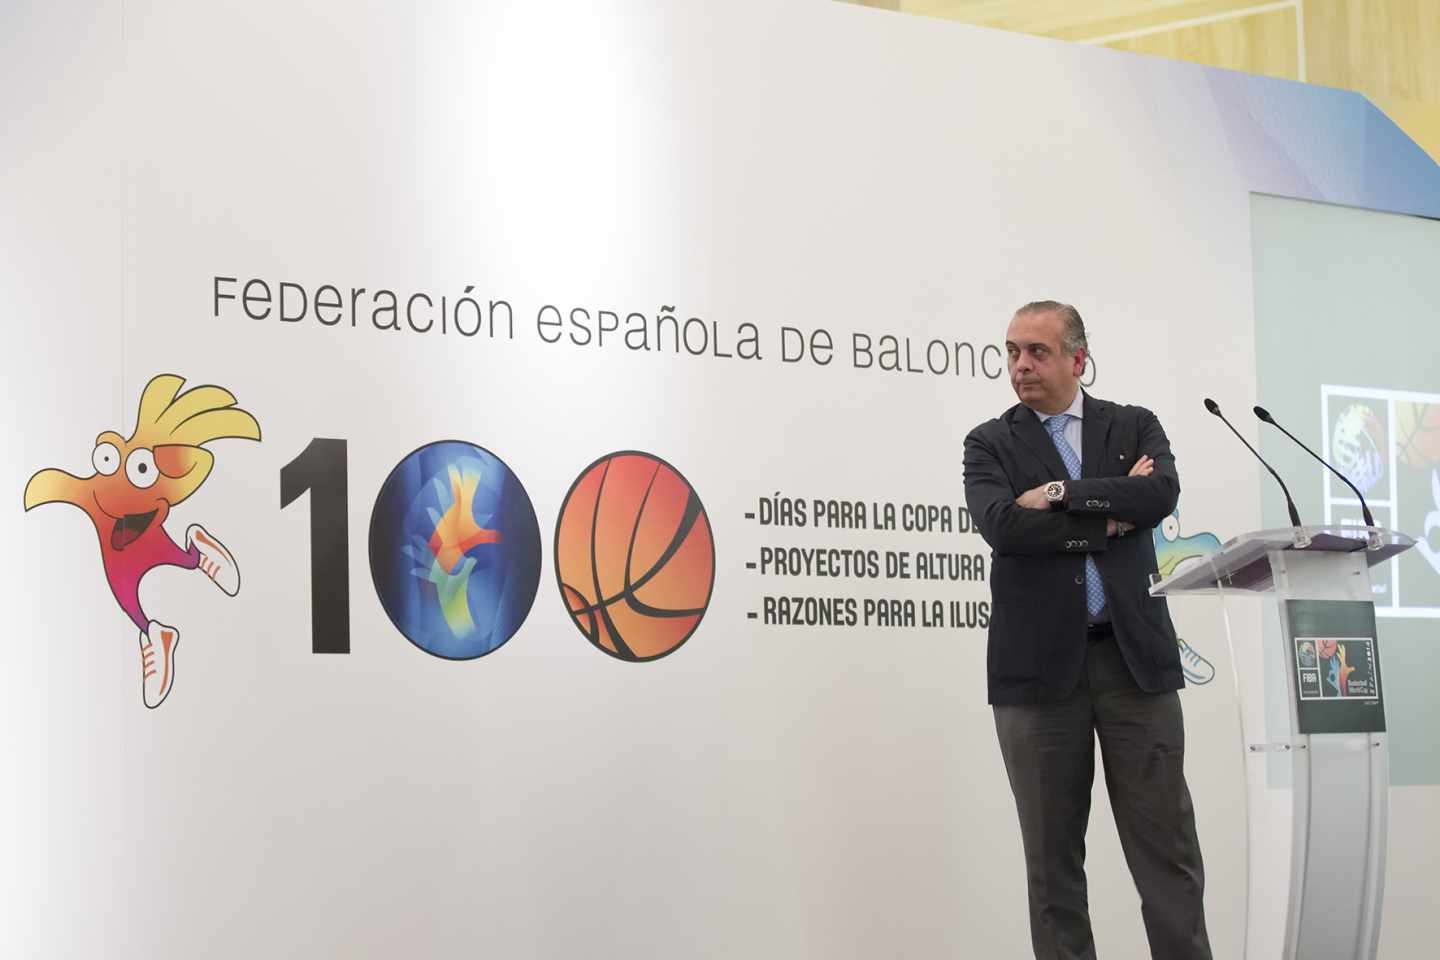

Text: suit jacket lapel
xmin=1007 ymin=404 xmax=1070 ymax=480
xmin=1081 ymin=391 xmax=1112 ymax=479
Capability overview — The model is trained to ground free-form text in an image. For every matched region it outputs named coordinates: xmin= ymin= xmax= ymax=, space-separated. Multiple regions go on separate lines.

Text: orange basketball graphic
xmin=555 ymin=452 xmax=715 ymax=661
xmin=1397 ymin=402 xmax=1440 ymax=469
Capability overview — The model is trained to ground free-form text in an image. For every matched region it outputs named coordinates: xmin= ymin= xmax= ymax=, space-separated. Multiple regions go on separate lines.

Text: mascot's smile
xmin=112 ymin=509 xmax=158 ymax=550
xmin=93 ymin=493 xmax=159 ymax=550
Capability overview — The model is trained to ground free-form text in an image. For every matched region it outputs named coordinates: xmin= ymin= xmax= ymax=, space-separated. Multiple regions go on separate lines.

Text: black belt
xmin=1086 ymin=621 xmax=1113 ymax=640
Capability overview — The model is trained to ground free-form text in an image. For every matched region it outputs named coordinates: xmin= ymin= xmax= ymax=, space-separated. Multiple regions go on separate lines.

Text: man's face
xmin=1005 ymin=309 xmax=1086 ymax=415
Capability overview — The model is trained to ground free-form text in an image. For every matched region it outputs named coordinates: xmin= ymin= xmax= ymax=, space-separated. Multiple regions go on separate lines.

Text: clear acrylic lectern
xmin=1150 ymin=525 xmax=1414 ymax=960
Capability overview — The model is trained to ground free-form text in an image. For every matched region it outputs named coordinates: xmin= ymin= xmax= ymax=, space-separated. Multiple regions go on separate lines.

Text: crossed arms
xmin=962 ymin=410 xmax=1180 ymax=556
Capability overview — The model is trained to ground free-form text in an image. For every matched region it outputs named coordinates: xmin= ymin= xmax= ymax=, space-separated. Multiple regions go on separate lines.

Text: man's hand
xmin=1016 ymin=484 xmax=1051 ymax=510
xmin=1108 ymin=455 xmax=1151 ymax=536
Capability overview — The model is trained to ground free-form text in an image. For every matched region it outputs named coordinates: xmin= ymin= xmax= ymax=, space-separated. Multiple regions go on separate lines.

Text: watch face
xmin=1046 ymin=482 xmax=1064 ymax=502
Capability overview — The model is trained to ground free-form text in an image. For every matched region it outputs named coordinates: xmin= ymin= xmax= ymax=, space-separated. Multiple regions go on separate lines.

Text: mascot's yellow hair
xmin=133 ymin=374 xmax=262 ymax=447
xmin=129 ymin=375 xmax=261 ymax=505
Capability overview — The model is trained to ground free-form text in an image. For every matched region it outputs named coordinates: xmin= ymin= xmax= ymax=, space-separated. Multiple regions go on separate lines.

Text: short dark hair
xmin=1014 ymin=300 xmax=1088 ymax=357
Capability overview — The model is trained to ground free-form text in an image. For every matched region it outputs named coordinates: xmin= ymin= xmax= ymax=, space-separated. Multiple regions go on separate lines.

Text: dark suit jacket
xmin=963 ymin=391 xmax=1184 ymax=705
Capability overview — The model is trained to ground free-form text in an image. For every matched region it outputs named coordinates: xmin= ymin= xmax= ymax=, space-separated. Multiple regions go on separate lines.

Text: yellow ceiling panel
xmin=1104 ymin=5 xmax=1298 ymax=80
xmin=1306 ymin=0 xmax=1440 ymax=103
xmin=838 ymin=0 xmax=1439 ymax=164
xmin=890 ymin=0 xmax=1283 ymax=42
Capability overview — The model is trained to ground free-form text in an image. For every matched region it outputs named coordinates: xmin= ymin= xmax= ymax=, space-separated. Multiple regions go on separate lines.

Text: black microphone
xmin=1203 ymin=398 xmax=1303 ymax=529
xmin=1254 ymin=405 xmax=1376 ymax=529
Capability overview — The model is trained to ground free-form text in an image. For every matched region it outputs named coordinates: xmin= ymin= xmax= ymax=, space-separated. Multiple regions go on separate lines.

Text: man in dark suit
xmin=962 ymin=301 xmax=1211 ymax=960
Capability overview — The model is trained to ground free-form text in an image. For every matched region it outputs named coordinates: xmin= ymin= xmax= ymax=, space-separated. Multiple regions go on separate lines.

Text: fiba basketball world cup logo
xmin=369 ymin=441 xmax=542 ymax=660
xmin=555 ymin=452 xmax=715 ymax=661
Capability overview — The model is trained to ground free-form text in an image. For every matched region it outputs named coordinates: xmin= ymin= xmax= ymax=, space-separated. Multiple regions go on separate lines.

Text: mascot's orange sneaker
xmin=139 ymin=621 xmax=179 ymax=709
xmin=187 ymin=524 xmax=239 ymax=596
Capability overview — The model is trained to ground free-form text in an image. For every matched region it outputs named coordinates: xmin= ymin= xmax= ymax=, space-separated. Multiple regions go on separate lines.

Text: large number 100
xmin=278 ymin=437 xmax=709 ymax=664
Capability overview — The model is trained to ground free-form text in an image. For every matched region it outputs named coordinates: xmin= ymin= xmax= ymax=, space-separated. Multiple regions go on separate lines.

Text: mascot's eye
xmin=92 ymin=442 xmax=121 ymax=476
xmin=1161 ymin=516 xmax=1180 ymax=541
xmin=126 ymin=448 xmax=159 ymax=489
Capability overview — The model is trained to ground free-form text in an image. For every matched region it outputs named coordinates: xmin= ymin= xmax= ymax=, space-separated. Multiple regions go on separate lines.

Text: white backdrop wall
xmin=3 ymin=1 xmax=1439 ymax=957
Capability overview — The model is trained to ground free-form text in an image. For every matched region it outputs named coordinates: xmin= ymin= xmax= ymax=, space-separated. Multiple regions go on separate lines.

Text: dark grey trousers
xmin=993 ymin=634 xmax=1212 ymax=960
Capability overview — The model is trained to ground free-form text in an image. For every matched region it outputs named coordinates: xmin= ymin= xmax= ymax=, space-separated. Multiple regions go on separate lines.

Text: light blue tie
xmin=1044 ymin=414 xmax=1107 ymax=619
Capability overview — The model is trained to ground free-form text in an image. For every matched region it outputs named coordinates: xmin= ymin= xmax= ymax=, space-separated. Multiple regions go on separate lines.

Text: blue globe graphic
xmin=369 ymin=441 xmax=541 ymax=659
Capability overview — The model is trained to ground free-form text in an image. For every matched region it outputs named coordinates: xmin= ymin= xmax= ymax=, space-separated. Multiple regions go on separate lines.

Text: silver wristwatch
xmin=1044 ymin=480 xmax=1066 ymax=510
